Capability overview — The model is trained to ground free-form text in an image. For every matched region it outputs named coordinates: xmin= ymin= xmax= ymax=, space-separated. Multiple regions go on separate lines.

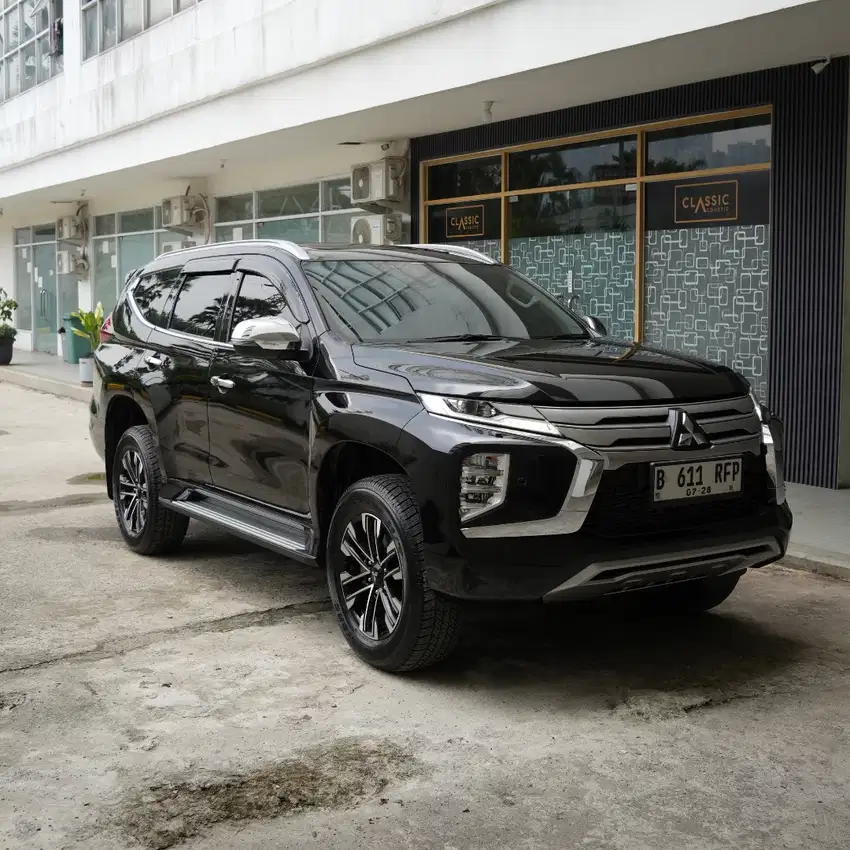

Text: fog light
xmin=460 ymin=452 xmax=509 ymax=521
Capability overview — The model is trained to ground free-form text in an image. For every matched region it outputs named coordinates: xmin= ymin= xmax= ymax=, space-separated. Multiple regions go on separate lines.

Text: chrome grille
xmin=538 ymin=395 xmax=760 ymax=450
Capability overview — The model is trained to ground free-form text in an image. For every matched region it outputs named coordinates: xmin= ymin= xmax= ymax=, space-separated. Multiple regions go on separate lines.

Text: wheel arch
xmin=104 ymin=394 xmax=151 ymax=498
xmin=315 ymin=441 xmax=407 ymax=554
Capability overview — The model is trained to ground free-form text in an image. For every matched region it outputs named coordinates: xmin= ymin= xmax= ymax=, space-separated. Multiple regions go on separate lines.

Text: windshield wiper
xmin=418 ymin=334 xmax=515 ymax=342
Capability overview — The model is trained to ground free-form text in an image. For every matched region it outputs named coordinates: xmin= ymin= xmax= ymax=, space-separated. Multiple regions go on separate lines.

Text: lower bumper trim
xmin=542 ymin=537 xmax=782 ymax=602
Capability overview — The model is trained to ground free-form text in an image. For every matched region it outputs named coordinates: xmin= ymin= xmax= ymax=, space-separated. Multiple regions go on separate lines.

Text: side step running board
xmin=160 ymin=487 xmax=315 ymax=562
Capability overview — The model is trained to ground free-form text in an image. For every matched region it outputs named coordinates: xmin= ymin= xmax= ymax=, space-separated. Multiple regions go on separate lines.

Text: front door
xmin=207 ymin=265 xmax=313 ymax=516
xmin=32 ymin=243 xmax=58 ymax=354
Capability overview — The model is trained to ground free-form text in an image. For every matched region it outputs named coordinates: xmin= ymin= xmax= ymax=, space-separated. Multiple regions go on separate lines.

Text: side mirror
xmin=231 ymin=317 xmax=302 ymax=356
xmin=584 ymin=315 xmax=608 ymax=337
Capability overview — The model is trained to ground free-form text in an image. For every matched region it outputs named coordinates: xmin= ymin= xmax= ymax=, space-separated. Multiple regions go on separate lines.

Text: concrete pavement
xmin=1 ymin=383 xmax=850 ymax=850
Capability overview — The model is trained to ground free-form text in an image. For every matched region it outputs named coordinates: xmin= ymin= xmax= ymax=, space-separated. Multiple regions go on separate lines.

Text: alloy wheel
xmin=338 ymin=512 xmax=404 ymax=640
xmin=117 ymin=448 xmax=149 ymax=537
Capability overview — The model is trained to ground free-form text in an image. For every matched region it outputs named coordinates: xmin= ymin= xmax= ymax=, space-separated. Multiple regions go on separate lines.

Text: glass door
xmin=32 ymin=242 xmax=58 ymax=354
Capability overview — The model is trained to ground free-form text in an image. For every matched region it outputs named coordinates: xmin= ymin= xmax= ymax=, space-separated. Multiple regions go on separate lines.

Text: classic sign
xmin=445 ymin=205 xmax=485 ymax=239
xmin=674 ymin=180 xmax=739 ymax=224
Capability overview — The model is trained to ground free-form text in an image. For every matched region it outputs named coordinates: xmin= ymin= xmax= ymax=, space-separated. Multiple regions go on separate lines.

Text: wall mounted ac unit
xmin=350 ymin=214 xmax=403 ymax=246
xmin=57 ymin=215 xmax=83 ymax=241
xmin=161 ymin=196 xmax=206 ymax=229
xmin=56 ymin=250 xmax=75 ymax=275
xmin=350 ymin=158 xmax=405 ymax=205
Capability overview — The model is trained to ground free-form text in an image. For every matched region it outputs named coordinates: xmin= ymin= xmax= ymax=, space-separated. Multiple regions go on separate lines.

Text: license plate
xmin=652 ymin=457 xmax=743 ymax=503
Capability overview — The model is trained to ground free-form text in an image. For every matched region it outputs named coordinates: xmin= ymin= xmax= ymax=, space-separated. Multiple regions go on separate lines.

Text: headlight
xmin=419 ymin=393 xmax=560 ymax=437
xmin=460 ymin=452 xmax=509 ymax=521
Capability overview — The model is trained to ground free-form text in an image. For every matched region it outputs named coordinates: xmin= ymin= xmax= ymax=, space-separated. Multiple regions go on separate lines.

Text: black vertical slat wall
xmin=410 ymin=59 xmax=849 ymax=488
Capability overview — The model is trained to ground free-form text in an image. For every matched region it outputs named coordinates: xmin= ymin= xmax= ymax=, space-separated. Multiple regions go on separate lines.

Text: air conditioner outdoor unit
xmin=56 ymin=250 xmax=75 ymax=275
xmin=350 ymin=157 xmax=405 ymax=205
xmin=350 ymin=214 xmax=403 ymax=246
xmin=161 ymin=196 xmax=206 ymax=229
xmin=57 ymin=215 xmax=83 ymax=241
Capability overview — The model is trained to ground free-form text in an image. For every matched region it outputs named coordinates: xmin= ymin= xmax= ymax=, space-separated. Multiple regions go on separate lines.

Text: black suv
xmin=89 ymin=241 xmax=791 ymax=671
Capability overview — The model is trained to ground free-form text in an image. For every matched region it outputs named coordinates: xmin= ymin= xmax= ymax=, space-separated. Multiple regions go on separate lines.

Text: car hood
xmin=351 ymin=338 xmax=750 ymax=405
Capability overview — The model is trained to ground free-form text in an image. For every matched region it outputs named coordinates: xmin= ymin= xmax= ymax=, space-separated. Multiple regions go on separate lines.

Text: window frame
xmin=213 ymin=177 xmax=366 ymax=246
xmin=81 ymin=0 xmax=201 ymax=61
xmin=1 ymin=0 xmax=63 ymax=103
xmin=420 ymin=105 xmax=773 ymax=343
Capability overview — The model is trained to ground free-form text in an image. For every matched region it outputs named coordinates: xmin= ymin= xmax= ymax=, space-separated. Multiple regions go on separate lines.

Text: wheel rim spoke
xmin=363 ymin=513 xmax=382 ymax=564
xmin=118 ymin=449 xmax=148 ymax=537
xmin=338 ymin=510 xmax=404 ymax=641
xmin=359 ymin=584 xmax=379 ymax=639
xmin=341 ymin=524 xmax=371 ymax=572
xmin=378 ymin=587 xmax=401 ymax=631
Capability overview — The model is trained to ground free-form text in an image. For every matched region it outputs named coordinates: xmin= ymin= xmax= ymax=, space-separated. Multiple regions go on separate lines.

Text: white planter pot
xmin=79 ymin=357 xmax=93 ymax=385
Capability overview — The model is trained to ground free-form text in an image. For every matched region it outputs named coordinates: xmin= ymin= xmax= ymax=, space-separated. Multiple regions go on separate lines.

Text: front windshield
xmin=301 ymin=260 xmax=590 ymax=343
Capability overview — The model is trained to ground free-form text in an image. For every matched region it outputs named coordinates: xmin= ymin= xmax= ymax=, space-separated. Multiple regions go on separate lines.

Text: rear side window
xmin=169 ymin=273 xmax=233 ymax=339
xmin=229 ymin=273 xmax=287 ymax=334
xmin=132 ymin=269 xmax=182 ymax=328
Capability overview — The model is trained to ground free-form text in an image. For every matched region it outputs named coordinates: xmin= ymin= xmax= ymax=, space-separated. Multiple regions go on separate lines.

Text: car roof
xmin=140 ymin=240 xmax=495 ymax=274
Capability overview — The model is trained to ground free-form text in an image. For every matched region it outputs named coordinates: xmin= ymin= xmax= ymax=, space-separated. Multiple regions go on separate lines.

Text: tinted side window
xmin=132 ymin=269 xmax=182 ymax=328
xmin=229 ymin=274 xmax=287 ymax=334
xmin=169 ymin=273 xmax=233 ymax=339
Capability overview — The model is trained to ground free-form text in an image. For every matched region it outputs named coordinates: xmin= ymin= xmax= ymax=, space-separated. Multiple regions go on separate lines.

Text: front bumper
xmin=424 ymin=503 xmax=791 ymax=601
xmin=399 ymin=402 xmax=791 ymax=602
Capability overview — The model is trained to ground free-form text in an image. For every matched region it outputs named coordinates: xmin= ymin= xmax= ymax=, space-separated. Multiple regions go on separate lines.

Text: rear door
xmin=144 ymin=257 xmax=237 ymax=485
xmin=207 ymin=257 xmax=314 ymax=515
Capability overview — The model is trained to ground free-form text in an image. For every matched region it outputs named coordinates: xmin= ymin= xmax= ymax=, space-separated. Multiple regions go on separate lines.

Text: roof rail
xmin=399 ymin=244 xmax=499 ymax=264
xmin=152 ymin=239 xmax=311 ymax=262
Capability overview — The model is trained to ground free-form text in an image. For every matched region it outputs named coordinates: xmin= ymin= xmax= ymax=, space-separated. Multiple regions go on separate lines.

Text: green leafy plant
xmin=0 ymin=287 xmax=18 ymax=340
xmin=70 ymin=302 xmax=104 ymax=353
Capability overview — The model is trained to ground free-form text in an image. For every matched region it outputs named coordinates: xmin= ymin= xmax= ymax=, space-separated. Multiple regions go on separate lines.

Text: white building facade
xmin=1 ymin=0 xmax=849 ymax=486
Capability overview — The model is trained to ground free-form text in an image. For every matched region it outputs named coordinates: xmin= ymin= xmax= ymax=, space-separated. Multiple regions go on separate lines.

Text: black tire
xmin=639 ymin=572 xmax=742 ymax=616
xmin=326 ymin=474 xmax=461 ymax=672
xmin=112 ymin=425 xmax=189 ymax=555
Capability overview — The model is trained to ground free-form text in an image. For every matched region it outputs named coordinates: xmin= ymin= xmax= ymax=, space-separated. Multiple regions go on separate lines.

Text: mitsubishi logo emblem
xmin=668 ymin=408 xmax=711 ymax=450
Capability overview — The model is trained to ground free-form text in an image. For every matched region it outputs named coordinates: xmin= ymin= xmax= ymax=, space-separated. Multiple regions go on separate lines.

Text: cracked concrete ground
xmin=1 ymin=383 xmax=849 ymax=849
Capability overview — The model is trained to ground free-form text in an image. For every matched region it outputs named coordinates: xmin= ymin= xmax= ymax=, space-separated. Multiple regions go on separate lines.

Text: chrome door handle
xmin=145 ymin=355 xmax=164 ymax=368
xmin=210 ymin=376 xmax=235 ymax=392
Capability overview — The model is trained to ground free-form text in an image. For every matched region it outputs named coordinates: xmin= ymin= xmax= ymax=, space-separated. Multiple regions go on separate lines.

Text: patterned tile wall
xmin=462 ymin=239 xmax=502 ymax=263
xmin=644 ymin=225 xmax=770 ymax=401
xmin=508 ymin=233 xmax=637 ymax=340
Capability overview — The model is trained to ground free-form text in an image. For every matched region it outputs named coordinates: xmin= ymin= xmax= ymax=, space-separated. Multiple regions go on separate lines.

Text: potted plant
xmin=0 ymin=287 xmax=18 ymax=366
xmin=70 ymin=302 xmax=104 ymax=386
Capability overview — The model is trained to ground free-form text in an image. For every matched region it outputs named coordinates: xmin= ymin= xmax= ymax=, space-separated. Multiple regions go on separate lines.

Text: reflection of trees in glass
xmin=429 ymin=158 xmax=501 ymax=198
xmin=645 ymin=155 xmax=707 ymax=175
xmin=230 ymin=276 xmax=287 ymax=331
xmin=510 ymin=189 xmax=634 ymax=238
xmin=133 ymin=271 xmax=180 ymax=328
xmin=510 ymin=139 xmax=637 ymax=190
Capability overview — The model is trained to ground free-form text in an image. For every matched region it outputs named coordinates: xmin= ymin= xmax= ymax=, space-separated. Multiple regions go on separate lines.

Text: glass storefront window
xmin=427 ymin=156 xmax=502 ymax=201
xmin=94 ymin=214 xmax=116 ymax=236
xmin=323 ymin=212 xmax=359 ymax=244
xmin=213 ymin=223 xmax=255 ymax=243
xmin=216 ymin=194 xmax=254 ymax=223
xmin=509 ymin=136 xmax=637 ymax=190
xmin=426 ymin=198 xmax=503 ymax=263
xmin=119 ymin=208 xmax=154 ymax=233
xmin=323 ymin=178 xmax=354 ymax=211
xmin=646 ymin=115 xmax=771 ymax=175
xmin=92 ymin=237 xmax=118 ymax=313
xmin=643 ymin=169 xmax=771 ymax=400
xmin=32 ymin=223 xmax=56 ymax=242
xmin=257 ymin=184 xmax=321 ymax=219
xmin=508 ymin=186 xmax=637 ymax=340
xmin=256 ymin=217 xmax=320 ymax=242
xmin=14 ymin=245 xmax=32 ymax=331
